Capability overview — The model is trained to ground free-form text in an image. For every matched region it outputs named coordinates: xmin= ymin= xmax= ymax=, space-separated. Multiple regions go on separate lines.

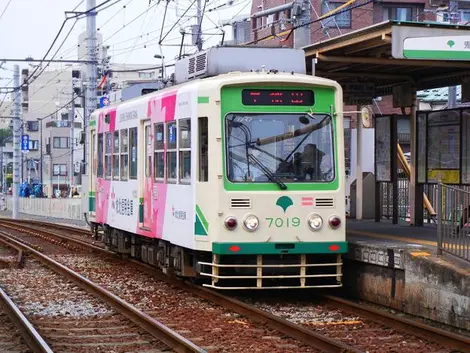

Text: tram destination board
xmin=242 ymin=89 xmax=314 ymax=106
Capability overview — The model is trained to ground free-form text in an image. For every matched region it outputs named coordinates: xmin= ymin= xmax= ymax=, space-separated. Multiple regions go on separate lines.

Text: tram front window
xmin=225 ymin=113 xmax=335 ymax=185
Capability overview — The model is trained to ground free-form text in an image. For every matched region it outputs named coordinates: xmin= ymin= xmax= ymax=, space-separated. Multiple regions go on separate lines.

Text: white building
xmin=1 ymin=32 xmax=159 ymax=197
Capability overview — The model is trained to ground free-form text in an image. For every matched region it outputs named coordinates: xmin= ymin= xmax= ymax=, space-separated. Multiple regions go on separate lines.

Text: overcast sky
xmin=0 ymin=0 xmax=251 ymax=90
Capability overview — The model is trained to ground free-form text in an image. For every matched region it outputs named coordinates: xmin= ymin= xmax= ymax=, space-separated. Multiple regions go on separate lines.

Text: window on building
xmin=198 ymin=117 xmax=208 ymax=182
xmin=120 ymin=129 xmax=128 ymax=180
xmin=53 ymin=164 xmax=67 ymax=176
xmin=138 ymin=72 xmax=155 ymax=79
xmin=145 ymin=125 xmax=151 ymax=178
xmin=321 ymin=2 xmax=351 ymax=28
xmin=27 ymin=159 xmax=38 ymax=170
xmin=105 ymin=132 xmax=112 ymax=179
xmin=129 ymin=127 xmax=138 ymax=179
xmin=53 ymin=137 xmax=69 ymax=149
xmin=28 ymin=140 xmax=39 ymax=151
xmin=97 ymin=133 xmax=103 ymax=177
xmin=383 ymin=6 xmax=412 ymax=21
xmin=166 ymin=122 xmax=177 ymax=182
xmin=179 ymin=119 xmax=191 ymax=183
xmin=154 ymin=123 xmax=164 ymax=181
xmin=26 ymin=121 xmax=39 ymax=131
xmin=113 ymin=131 xmax=119 ymax=179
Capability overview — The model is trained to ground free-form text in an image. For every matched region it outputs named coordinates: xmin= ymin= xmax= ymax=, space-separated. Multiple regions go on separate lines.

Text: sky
xmin=0 ymin=0 xmax=252 ymax=93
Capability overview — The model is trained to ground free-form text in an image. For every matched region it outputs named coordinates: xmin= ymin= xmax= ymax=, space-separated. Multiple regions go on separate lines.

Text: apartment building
xmin=0 ymin=31 xmax=159 ymax=196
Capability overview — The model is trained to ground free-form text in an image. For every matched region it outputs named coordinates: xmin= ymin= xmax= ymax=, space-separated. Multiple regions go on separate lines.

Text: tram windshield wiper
xmin=247 ymin=153 xmax=287 ymax=190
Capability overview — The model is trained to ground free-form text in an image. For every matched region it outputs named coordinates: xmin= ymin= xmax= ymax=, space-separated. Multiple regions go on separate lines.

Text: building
xmin=1 ymin=31 xmax=160 ymax=197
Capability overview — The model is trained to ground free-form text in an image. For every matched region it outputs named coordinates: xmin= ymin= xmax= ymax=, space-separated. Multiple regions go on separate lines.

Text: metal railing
xmin=437 ymin=183 xmax=470 ymax=262
xmin=378 ymin=178 xmax=438 ymax=223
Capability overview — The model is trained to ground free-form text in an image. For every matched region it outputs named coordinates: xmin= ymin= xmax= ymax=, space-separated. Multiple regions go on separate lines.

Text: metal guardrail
xmin=437 ymin=183 xmax=470 ymax=262
xmin=378 ymin=179 xmax=437 ymax=223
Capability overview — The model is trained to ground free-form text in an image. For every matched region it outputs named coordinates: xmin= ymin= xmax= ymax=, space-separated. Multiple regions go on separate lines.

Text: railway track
xmin=0 ymin=242 xmax=52 ymax=353
xmin=0 ymin=231 xmax=206 ymax=353
xmin=1 ymin=219 xmax=470 ymax=353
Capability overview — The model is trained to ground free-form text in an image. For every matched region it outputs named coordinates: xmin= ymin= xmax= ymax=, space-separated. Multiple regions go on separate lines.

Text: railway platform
xmin=343 ymin=219 xmax=470 ymax=332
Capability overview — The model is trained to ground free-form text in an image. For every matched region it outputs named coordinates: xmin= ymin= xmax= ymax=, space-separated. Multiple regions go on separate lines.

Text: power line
xmin=247 ymin=0 xmax=376 ymax=45
xmin=0 ymin=0 xmax=12 ymax=21
xmin=103 ymin=1 xmax=159 ymax=43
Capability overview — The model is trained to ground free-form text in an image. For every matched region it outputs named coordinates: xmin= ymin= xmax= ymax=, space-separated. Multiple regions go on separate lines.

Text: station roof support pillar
xmin=409 ymin=87 xmax=424 ymax=226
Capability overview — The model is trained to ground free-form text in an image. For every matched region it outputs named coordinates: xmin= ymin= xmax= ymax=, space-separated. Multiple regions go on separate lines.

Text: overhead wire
xmin=0 ymin=0 xmax=12 ymax=21
xmin=102 ymin=0 xmax=159 ymax=43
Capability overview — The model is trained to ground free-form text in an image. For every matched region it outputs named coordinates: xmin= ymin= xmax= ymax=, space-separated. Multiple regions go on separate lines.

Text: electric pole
xmin=196 ymin=0 xmax=203 ymax=51
xmin=12 ymin=64 xmax=20 ymax=219
xmin=69 ymin=88 xmax=75 ymax=197
xmin=448 ymin=0 xmax=459 ymax=109
xmin=84 ymin=0 xmax=98 ymax=175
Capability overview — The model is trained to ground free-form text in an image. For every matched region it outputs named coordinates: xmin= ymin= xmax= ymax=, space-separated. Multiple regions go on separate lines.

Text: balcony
xmin=45 ymin=121 xmax=82 ymax=129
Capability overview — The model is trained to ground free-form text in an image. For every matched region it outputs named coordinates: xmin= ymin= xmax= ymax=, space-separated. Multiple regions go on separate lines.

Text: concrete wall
xmin=343 ymin=243 xmax=470 ymax=331
xmin=5 ymin=197 xmax=84 ymax=220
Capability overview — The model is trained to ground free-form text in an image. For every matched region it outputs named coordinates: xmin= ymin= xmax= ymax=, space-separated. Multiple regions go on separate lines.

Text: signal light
xmin=224 ymin=216 xmax=237 ymax=230
xmin=328 ymin=216 xmax=341 ymax=229
xmin=329 ymin=244 xmax=340 ymax=252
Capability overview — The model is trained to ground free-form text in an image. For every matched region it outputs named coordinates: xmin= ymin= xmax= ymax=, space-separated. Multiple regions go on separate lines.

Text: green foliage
xmin=0 ymin=128 xmax=12 ymax=146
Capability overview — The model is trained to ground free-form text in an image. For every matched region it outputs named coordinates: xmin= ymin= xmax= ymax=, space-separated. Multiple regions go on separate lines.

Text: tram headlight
xmin=243 ymin=214 xmax=259 ymax=232
xmin=307 ymin=213 xmax=323 ymax=231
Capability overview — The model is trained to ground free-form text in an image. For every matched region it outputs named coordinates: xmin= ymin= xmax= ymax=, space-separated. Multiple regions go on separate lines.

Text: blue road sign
xmin=100 ymin=96 xmax=109 ymax=108
xmin=21 ymin=134 xmax=29 ymax=153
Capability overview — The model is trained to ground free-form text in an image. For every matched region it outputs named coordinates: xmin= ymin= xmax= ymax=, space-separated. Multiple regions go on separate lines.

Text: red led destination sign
xmin=242 ymin=89 xmax=314 ymax=106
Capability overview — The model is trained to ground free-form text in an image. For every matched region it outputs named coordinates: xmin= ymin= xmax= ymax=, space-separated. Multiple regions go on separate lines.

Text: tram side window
xmin=166 ymin=122 xmax=177 ymax=183
xmin=154 ymin=123 xmax=164 ymax=182
xmin=91 ymin=131 xmax=96 ymax=177
xmin=129 ymin=127 xmax=138 ymax=180
xmin=179 ymin=118 xmax=191 ymax=183
xmin=105 ymin=132 xmax=112 ymax=179
xmin=145 ymin=125 xmax=151 ymax=178
xmin=97 ymin=133 xmax=104 ymax=177
xmin=120 ymin=129 xmax=129 ymax=180
xmin=113 ymin=131 xmax=120 ymax=180
xmin=198 ymin=117 xmax=208 ymax=182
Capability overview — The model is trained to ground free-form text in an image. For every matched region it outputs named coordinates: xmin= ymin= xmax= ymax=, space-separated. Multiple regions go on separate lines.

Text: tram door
xmin=141 ymin=120 xmax=153 ymax=230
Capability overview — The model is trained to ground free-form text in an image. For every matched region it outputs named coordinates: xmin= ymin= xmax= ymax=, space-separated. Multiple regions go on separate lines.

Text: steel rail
xmin=0 ymin=287 xmax=53 ymax=353
xmin=132 ymin=260 xmax=363 ymax=353
xmin=7 ymin=220 xmax=470 ymax=352
xmin=322 ymin=295 xmax=470 ymax=353
xmin=0 ymin=237 xmax=24 ymax=266
xmin=0 ymin=221 xmax=104 ymax=252
xmin=0 ymin=218 xmax=91 ymax=236
xmin=0 ymin=220 xmax=363 ymax=353
xmin=0 ymin=230 xmax=206 ymax=353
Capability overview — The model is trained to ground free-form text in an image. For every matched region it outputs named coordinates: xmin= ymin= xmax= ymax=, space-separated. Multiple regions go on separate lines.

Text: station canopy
xmin=303 ymin=20 xmax=470 ymax=102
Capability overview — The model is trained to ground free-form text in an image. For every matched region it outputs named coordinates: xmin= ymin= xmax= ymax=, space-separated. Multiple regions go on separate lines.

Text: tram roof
xmin=303 ymin=20 xmax=470 ymax=96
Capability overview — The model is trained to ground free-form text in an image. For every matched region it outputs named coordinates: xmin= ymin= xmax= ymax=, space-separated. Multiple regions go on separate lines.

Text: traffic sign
xmin=21 ymin=135 xmax=29 ymax=154
xmin=100 ymin=96 xmax=109 ymax=108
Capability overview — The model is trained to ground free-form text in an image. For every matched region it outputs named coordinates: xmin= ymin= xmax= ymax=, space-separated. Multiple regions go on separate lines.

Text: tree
xmin=0 ymin=128 xmax=12 ymax=146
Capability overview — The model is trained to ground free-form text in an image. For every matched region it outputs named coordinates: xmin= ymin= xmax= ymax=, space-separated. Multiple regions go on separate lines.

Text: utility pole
xmin=69 ymin=89 xmax=75 ymax=197
xmin=196 ymin=0 xmax=203 ymax=51
xmin=84 ymin=0 xmax=98 ymax=175
xmin=0 ymin=145 xmax=3 ymax=193
xmin=448 ymin=0 xmax=459 ymax=109
xmin=38 ymin=118 xmax=43 ymax=196
xmin=12 ymin=64 xmax=21 ymax=219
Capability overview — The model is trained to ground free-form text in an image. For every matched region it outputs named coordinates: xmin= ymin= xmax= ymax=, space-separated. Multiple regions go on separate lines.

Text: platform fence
xmin=437 ymin=183 xmax=470 ymax=262
xmin=378 ymin=178 xmax=438 ymax=223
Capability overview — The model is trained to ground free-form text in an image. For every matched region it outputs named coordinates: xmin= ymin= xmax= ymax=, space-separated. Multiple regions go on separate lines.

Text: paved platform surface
xmin=346 ymin=218 xmax=438 ymax=248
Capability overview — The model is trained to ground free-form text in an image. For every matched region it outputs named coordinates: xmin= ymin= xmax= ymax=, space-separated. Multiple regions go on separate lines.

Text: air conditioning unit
xmin=429 ymin=0 xmax=449 ymax=8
